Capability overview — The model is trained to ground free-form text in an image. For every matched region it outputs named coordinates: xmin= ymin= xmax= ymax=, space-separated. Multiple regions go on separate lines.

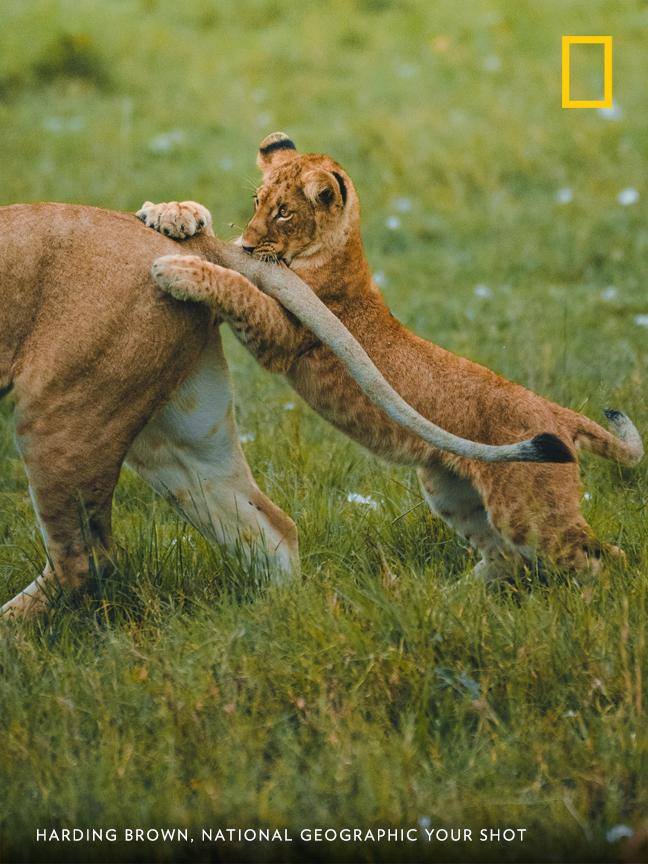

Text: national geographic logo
xmin=562 ymin=35 xmax=613 ymax=108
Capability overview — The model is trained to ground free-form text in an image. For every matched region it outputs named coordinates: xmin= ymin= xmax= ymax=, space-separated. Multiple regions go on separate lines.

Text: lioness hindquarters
xmin=126 ymin=341 xmax=299 ymax=581
xmin=1 ymin=410 xmax=127 ymax=618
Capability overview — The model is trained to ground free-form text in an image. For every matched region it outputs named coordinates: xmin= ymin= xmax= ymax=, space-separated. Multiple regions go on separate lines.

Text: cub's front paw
xmin=136 ymin=200 xmax=213 ymax=240
xmin=151 ymin=254 xmax=211 ymax=303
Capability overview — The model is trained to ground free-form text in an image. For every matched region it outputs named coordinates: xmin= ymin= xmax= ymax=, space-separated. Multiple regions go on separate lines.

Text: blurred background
xmin=1 ymin=0 xmax=646 ymax=399
xmin=1 ymin=3 xmax=646 ymax=858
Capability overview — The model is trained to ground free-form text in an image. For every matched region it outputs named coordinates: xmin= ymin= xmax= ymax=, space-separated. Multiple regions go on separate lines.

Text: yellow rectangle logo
xmin=562 ymin=35 xmax=613 ymax=108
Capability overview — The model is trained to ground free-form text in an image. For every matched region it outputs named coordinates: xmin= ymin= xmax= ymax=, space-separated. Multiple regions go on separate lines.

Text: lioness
xmin=0 ymin=202 xmax=562 ymax=617
xmin=142 ymin=133 xmax=643 ymax=577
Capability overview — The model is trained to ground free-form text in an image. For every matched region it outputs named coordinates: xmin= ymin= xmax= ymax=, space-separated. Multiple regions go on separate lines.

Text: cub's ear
xmin=303 ymin=169 xmax=347 ymax=209
xmin=256 ymin=132 xmax=298 ymax=174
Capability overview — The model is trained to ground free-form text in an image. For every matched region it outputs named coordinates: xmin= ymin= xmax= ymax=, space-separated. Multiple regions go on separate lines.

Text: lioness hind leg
xmin=0 ymin=538 xmax=110 ymax=619
xmin=1 ymin=454 xmax=117 ymax=619
xmin=0 ymin=397 xmax=143 ymax=618
xmin=127 ymin=342 xmax=299 ymax=582
xmin=129 ymin=426 xmax=300 ymax=583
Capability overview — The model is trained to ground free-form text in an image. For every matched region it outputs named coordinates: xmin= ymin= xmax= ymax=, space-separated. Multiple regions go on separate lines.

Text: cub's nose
xmin=242 ymin=245 xmax=255 ymax=254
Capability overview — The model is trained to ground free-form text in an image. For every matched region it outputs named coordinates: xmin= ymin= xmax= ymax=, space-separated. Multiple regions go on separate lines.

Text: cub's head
xmin=240 ymin=132 xmax=357 ymax=267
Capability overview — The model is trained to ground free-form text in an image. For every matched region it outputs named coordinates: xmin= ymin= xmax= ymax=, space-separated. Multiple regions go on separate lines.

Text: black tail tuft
xmin=603 ymin=407 xmax=624 ymax=422
xmin=531 ymin=433 xmax=575 ymax=463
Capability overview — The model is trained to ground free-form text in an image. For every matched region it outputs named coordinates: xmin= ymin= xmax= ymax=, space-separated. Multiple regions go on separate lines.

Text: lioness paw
xmin=151 ymin=255 xmax=211 ymax=302
xmin=136 ymin=201 xmax=213 ymax=240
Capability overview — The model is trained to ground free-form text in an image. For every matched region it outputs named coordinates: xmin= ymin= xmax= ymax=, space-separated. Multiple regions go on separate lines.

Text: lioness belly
xmin=126 ymin=336 xmax=235 ymax=485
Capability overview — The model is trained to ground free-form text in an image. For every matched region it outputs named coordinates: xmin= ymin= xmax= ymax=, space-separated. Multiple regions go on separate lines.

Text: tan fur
xmin=0 ymin=204 xmax=302 ymax=618
xmin=0 ymin=196 xmax=557 ymax=619
xmin=148 ymin=136 xmax=643 ymax=577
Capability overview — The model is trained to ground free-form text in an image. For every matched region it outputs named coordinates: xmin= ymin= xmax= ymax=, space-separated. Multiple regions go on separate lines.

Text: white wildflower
xmin=482 ymin=54 xmax=502 ymax=73
xmin=395 ymin=62 xmax=417 ymax=79
xmin=418 ymin=816 xmax=432 ymax=830
xmin=634 ymin=314 xmax=648 ymax=328
xmin=555 ymin=187 xmax=573 ymax=205
xmin=385 ymin=215 xmax=401 ymax=230
xmin=373 ymin=270 xmax=388 ymax=287
xmin=617 ymin=187 xmax=639 ymax=206
xmin=392 ymin=196 xmax=413 ymax=213
xmin=449 ymin=109 xmax=468 ymax=126
xmin=43 ymin=116 xmax=85 ymax=134
xmin=474 ymin=283 xmax=493 ymax=299
xmin=347 ymin=492 xmax=379 ymax=510
xmin=239 ymin=432 xmax=255 ymax=444
xmin=582 ymin=492 xmax=592 ymax=502
xmin=606 ymin=825 xmax=634 ymax=843
xmin=148 ymin=129 xmax=185 ymax=154
xmin=43 ymin=117 xmax=63 ymax=133
xmin=597 ymin=101 xmax=623 ymax=121
xmin=282 ymin=402 xmax=296 ymax=411
xmin=219 ymin=156 xmax=234 ymax=172
xmin=601 ymin=286 xmax=617 ymax=301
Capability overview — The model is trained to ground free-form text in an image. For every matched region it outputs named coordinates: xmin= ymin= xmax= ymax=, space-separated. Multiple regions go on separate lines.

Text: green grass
xmin=0 ymin=1 xmax=647 ymax=862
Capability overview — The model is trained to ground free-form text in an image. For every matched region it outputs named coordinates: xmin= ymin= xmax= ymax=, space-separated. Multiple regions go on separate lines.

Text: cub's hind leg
xmin=473 ymin=461 xmax=619 ymax=575
xmin=417 ymin=464 xmax=521 ymax=578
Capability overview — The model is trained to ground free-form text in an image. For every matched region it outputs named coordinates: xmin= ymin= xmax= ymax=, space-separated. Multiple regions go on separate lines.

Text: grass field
xmin=0 ymin=1 xmax=647 ymax=862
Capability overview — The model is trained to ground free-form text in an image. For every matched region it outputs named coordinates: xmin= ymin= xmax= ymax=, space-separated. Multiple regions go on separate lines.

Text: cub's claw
xmin=136 ymin=201 xmax=157 ymax=229
xmin=136 ymin=201 xmax=214 ymax=240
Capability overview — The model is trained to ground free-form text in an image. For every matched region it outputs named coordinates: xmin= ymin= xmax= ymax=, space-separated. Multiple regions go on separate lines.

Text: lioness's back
xmin=0 ymin=202 xmax=176 ymax=309
xmin=0 ymin=203 xmax=211 ymax=397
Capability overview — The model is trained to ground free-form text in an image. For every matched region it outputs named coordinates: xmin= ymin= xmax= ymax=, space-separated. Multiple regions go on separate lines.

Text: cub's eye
xmin=276 ymin=205 xmax=292 ymax=220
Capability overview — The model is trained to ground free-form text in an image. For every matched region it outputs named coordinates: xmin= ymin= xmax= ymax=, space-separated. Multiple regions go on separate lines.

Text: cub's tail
xmin=153 ymin=253 xmax=575 ymax=465
xmin=572 ymin=408 xmax=643 ymax=467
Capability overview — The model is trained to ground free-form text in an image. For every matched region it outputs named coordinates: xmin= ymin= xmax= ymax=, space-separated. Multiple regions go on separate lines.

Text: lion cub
xmin=142 ymin=133 xmax=642 ymax=578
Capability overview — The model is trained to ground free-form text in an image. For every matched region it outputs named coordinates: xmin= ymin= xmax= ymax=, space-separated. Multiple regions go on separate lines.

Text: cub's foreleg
xmin=152 ymin=255 xmax=312 ymax=374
